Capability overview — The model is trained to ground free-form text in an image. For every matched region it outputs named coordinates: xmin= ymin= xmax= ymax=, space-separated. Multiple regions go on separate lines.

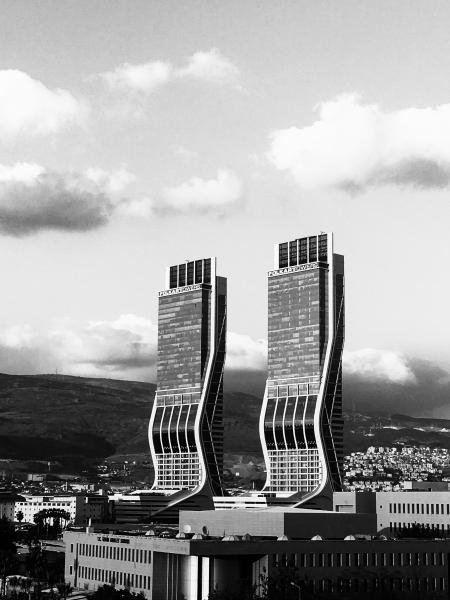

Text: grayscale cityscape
xmin=1 ymin=2 xmax=450 ymax=600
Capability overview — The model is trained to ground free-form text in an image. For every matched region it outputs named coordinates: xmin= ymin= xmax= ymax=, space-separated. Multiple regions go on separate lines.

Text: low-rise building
xmin=15 ymin=494 xmax=109 ymax=525
xmin=65 ymin=521 xmax=450 ymax=600
xmin=0 ymin=492 xmax=24 ymax=521
xmin=334 ymin=490 xmax=450 ymax=534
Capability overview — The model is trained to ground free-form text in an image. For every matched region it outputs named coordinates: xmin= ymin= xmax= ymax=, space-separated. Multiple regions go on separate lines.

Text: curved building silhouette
xmin=259 ymin=232 xmax=344 ymax=509
xmin=145 ymin=256 xmax=226 ymax=521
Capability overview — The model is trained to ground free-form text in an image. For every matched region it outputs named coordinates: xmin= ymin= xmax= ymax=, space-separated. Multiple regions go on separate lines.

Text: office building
xmin=14 ymin=494 xmax=108 ymax=525
xmin=259 ymin=232 xmax=344 ymax=508
xmin=335 ymin=490 xmax=450 ymax=535
xmin=65 ymin=514 xmax=449 ymax=600
xmin=142 ymin=257 xmax=226 ymax=522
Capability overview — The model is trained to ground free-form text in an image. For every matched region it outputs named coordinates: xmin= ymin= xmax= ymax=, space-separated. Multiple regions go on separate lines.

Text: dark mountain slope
xmin=1 ymin=373 xmax=450 ymax=471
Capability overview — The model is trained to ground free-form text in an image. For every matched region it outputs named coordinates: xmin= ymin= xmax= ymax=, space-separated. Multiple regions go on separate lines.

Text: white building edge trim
xmin=147 ymin=258 xmax=219 ymax=509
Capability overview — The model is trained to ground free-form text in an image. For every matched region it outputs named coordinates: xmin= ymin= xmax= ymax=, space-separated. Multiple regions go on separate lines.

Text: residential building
xmin=259 ymin=232 xmax=344 ymax=508
xmin=14 ymin=494 xmax=108 ymax=525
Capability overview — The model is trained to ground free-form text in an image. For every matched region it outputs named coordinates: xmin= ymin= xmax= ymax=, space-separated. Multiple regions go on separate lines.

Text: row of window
xmin=154 ymin=453 xmax=200 ymax=490
xmin=390 ymin=522 xmax=450 ymax=532
xmin=267 ymin=449 xmax=321 ymax=492
xmin=275 ymin=550 xmax=446 ymax=569
xmin=152 ymin=404 xmax=198 ymax=454
xmin=17 ymin=502 xmax=73 ymax=507
xmin=292 ymin=576 xmax=446 ymax=594
xmin=278 ymin=235 xmax=328 ymax=269
xmin=76 ymin=565 xmax=150 ymax=591
xmin=75 ymin=544 xmax=151 ymax=564
xmin=169 ymin=258 xmax=211 ymax=289
xmin=155 ymin=394 xmax=200 ymax=406
xmin=389 ymin=502 xmax=450 ymax=515
xmin=264 ymin=395 xmax=318 ymax=450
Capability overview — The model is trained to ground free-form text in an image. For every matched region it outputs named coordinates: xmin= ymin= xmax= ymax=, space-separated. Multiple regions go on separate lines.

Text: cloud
xmin=97 ymin=48 xmax=240 ymax=96
xmin=161 ymin=169 xmax=243 ymax=214
xmin=0 ymin=324 xmax=36 ymax=349
xmin=172 ymin=145 xmax=198 ymax=160
xmin=0 ymin=322 xmax=265 ymax=384
xmin=268 ymin=94 xmax=450 ymax=191
xmin=0 ymin=162 xmax=140 ymax=236
xmin=0 ymin=315 xmax=157 ymax=381
xmin=226 ymin=332 xmax=267 ymax=371
xmin=343 ymin=348 xmax=417 ymax=385
xmin=0 ymin=69 xmax=86 ymax=139
xmin=177 ymin=48 xmax=240 ymax=85
xmin=2 ymin=319 xmax=450 ymax=419
xmin=50 ymin=314 xmax=157 ymax=376
xmin=99 ymin=61 xmax=172 ymax=94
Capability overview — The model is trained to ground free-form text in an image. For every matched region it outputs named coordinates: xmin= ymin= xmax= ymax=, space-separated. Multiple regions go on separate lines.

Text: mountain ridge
xmin=0 ymin=373 xmax=449 ymax=472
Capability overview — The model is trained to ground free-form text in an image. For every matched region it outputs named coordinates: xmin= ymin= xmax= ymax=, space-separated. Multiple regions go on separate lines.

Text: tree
xmin=16 ymin=512 xmax=24 ymax=525
xmin=0 ymin=514 xmax=18 ymax=599
xmin=33 ymin=509 xmax=71 ymax=539
xmin=25 ymin=540 xmax=48 ymax=598
xmin=92 ymin=585 xmax=146 ymax=600
xmin=56 ymin=583 xmax=73 ymax=600
xmin=19 ymin=577 xmax=32 ymax=600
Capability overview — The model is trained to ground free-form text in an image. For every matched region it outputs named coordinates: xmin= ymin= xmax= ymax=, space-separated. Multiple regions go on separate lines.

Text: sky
xmin=1 ymin=1 xmax=450 ymax=414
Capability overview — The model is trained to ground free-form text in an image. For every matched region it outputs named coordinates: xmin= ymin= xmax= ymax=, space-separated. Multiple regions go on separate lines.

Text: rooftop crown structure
xmin=145 ymin=257 xmax=226 ymax=520
xmin=259 ymin=232 xmax=345 ymax=508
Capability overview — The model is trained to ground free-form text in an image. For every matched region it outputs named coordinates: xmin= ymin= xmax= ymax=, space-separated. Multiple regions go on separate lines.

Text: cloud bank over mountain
xmin=0 ymin=320 xmax=448 ymax=418
xmin=269 ymin=94 xmax=450 ymax=192
xmin=0 ymin=315 xmax=157 ymax=382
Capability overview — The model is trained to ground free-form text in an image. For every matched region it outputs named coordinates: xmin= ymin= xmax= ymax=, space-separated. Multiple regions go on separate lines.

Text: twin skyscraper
xmin=147 ymin=232 xmax=344 ymax=521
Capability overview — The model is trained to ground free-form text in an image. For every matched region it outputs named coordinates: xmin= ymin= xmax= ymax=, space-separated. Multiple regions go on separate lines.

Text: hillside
xmin=0 ymin=373 xmax=154 ymax=469
xmin=1 ymin=373 xmax=450 ymax=472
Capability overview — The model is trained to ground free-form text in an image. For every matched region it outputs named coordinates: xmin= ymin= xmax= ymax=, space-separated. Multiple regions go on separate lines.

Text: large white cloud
xmin=343 ymin=348 xmax=417 ymax=384
xmin=269 ymin=94 xmax=450 ymax=191
xmin=0 ymin=315 xmax=157 ymax=381
xmin=0 ymin=317 xmax=436 ymax=397
xmin=161 ymin=169 xmax=243 ymax=213
xmin=0 ymin=162 xmax=144 ymax=235
xmin=0 ymin=322 xmax=266 ymax=380
xmin=0 ymin=69 xmax=86 ymax=139
xmin=98 ymin=48 xmax=240 ymax=95
xmin=50 ymin=314 xmax=157 ymax=377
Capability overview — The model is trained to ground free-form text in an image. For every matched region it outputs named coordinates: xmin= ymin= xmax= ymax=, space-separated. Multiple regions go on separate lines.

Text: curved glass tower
xmin=259 ymin=232 xmax=344 ymax=508
xmin=146 ymin=256 xmax=226 ymax=520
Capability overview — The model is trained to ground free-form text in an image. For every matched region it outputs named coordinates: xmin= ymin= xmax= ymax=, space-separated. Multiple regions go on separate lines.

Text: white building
xmin=334 ymin=488 xmax=450 ymax=534
xmin=14 ymin=494 xmax=108 ymax=525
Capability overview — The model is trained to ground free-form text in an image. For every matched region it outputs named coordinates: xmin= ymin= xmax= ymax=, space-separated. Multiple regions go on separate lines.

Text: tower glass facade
xmin=148 ymin=257 xmax=226 ymax=500
xmin=260 ymin=233 xmax=344 ymax=506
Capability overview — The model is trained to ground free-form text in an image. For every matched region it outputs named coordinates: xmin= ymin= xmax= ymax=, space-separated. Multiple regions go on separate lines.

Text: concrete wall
xmin=333 ymin=491 xmax=376 ymax=514
xmin=180 ymin=508 xmax=377 ymax=539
